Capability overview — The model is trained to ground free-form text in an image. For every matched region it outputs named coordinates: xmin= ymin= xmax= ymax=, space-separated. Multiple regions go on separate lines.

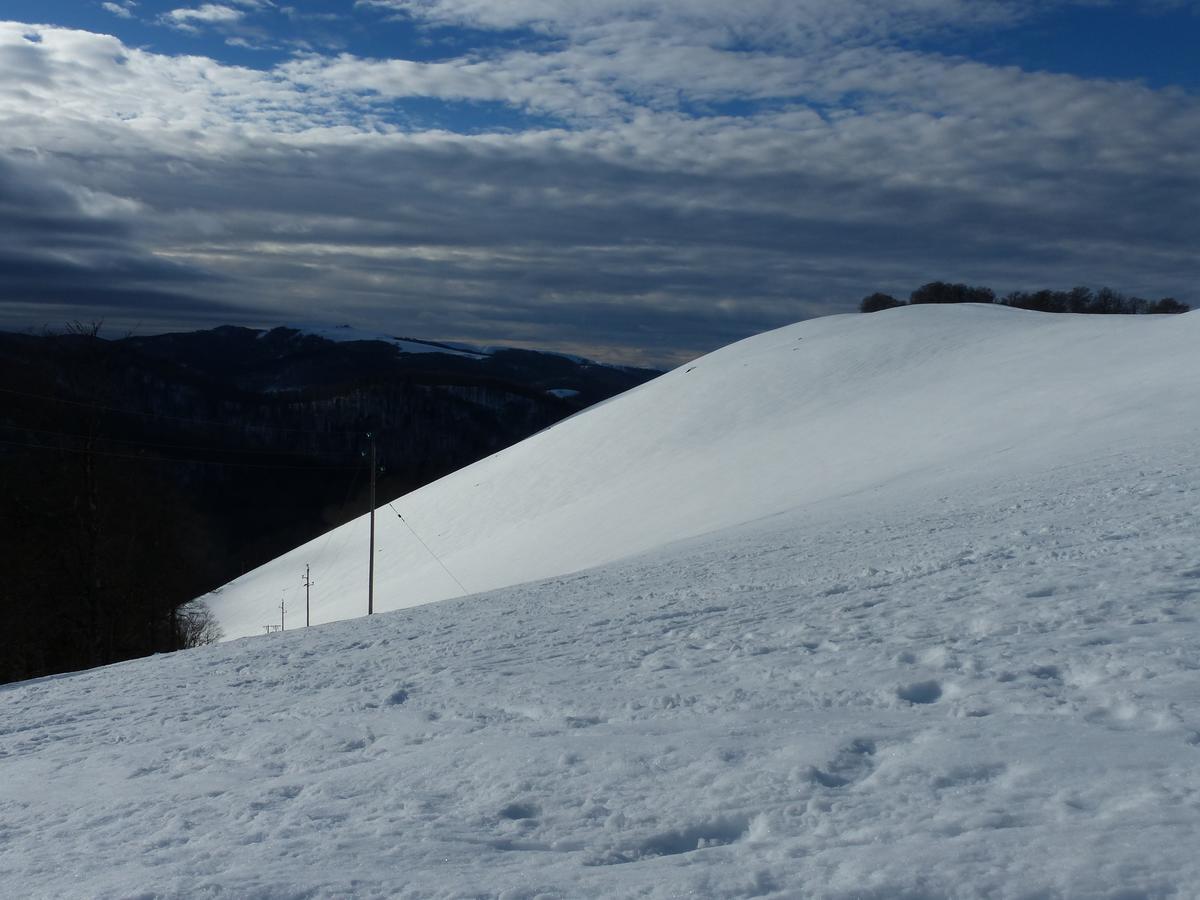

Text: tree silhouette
xmin=859 ymin=293 xmax=905 ymax=313
xmin=909 ymin=282 xmax=996 ymax=305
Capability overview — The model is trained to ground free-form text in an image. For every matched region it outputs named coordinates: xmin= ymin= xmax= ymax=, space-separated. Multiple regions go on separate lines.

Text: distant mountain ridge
xmin=119 ymin=324 xmax=657 ymax=403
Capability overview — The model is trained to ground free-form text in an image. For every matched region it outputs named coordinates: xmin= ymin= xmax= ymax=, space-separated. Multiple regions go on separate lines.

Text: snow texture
xmin=3 ymin=305 xmax=1200 ymax=898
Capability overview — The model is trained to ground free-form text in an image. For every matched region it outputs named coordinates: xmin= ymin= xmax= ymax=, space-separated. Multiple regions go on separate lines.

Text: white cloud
xmin=355 ymin=0 xmax=1028 ymax=45
xmin=102 ymin=2 xmax=136 ymax=19
xmin=163 ymin=4 xmax=246 ymax=32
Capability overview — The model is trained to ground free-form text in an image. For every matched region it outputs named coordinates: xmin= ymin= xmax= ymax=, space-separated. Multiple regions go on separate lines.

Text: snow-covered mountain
xmin=5 ymin=305 xmax=1200 ymax=898
xmin=290 ymin=322 xmax=618 ymax=368
xmin=287 ymin=323 xmax=489 ymax=357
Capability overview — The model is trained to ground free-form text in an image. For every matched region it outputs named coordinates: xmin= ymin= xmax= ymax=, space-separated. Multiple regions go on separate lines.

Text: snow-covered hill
xmin=4 ymin=306 xmax=1200 ymax=898
xmin=207 ymin=304 xmax=1200 ymax=640
xmin=291 ymin=323 xmax=489 ymax=357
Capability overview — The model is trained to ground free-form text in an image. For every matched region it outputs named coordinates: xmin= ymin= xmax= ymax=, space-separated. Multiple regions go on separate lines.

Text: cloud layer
xmin=1 ymin=4 xmax=1197 ymax=363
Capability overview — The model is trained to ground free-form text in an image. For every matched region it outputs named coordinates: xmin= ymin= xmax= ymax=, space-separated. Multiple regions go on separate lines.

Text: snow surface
xmin=4 ymin=306 xmax=1200 ymax=898
xmin=289 ymin=323 xmax=487 ymax=357
xmin=210 ymin=305 xmax=1200 ymax=641
xmin=288 ymin=324 xmax=619 ymax=367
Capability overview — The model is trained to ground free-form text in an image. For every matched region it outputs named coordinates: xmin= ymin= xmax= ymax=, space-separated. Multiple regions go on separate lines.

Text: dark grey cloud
xmin=0 ymin=156 xmax=239 ymax=327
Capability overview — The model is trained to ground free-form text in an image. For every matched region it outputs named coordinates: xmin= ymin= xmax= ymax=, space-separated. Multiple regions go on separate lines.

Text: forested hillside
xmin=0 ymin=325 xmax=659 ymax=682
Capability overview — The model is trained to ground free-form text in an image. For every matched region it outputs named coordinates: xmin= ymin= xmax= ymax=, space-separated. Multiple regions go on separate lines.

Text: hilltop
xmin=210 ymin=304 xmax=1200 ymax=638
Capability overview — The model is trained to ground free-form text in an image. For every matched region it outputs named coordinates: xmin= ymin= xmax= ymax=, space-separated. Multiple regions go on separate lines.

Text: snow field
xmin=3 ymin=438 xmax=1199 ymax=897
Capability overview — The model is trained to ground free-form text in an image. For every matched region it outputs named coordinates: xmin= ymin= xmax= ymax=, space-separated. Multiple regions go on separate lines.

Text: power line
xmin=388 ymin=501 xmax=470 ymax=597
xmin=368 ymin=433 xmax=376 ymax=616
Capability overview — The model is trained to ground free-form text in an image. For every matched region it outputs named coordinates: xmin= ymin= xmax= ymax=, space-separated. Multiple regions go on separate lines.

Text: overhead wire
xmin=388 ymin=501 xmax=470 ymax=597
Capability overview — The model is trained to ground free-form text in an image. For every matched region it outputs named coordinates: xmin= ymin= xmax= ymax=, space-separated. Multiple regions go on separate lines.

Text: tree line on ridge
xmin=860 ymin=283 xmax=1190 ymax=315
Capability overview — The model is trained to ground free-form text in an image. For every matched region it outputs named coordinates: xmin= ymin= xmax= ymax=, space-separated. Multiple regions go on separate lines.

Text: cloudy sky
xmin=1 ymin=1 xmax=1197 ymax=364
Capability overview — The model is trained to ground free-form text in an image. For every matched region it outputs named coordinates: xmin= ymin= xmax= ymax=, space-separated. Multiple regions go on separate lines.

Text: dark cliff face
xmin=0 ymin=325 xmax=661 ymax=683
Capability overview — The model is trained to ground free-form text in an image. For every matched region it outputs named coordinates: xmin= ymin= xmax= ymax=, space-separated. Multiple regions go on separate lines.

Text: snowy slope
xmin=3 ymin=407 xmax=1199 ymax=897
xmin=208 ymin=305 xmax=1200 ymax=641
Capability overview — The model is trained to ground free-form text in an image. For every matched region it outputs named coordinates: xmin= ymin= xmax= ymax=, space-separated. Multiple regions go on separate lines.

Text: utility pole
xmin=367 ymin=432 xmax=376 ymax=616
xmin=303 ymin=564 xmax=314 ymax=628
xmin=280 ymin=594 xmax=286 ymax=632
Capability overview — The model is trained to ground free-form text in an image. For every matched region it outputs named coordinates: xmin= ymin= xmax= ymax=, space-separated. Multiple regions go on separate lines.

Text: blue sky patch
xmin=925 ymin=4 xmax=1200 ymax=91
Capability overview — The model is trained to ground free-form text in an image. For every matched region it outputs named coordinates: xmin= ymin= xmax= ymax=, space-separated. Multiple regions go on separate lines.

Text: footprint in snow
xmin=583 ymin=817 xmax=748 ymax=866
xmin=385 ymin=688 xmax=409 ymax=705
xmin=810 ymin=738 xmax=877 ymax=788
xmin=897 ymin=680 xmax=943 ymax=704
xmin=1028 ymin=665 xmax=1061 ymax=681
xmin=499 ymin=801 xmax=540 ymax=821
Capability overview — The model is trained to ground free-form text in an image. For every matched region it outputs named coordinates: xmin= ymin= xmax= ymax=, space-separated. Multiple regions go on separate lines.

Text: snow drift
xmin=207 ymin=304 xmax=1200 ymax=640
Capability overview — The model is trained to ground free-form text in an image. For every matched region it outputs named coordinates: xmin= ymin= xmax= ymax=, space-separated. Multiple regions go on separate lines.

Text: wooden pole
xmin=368 ymin=433 xmax=376 ymax=616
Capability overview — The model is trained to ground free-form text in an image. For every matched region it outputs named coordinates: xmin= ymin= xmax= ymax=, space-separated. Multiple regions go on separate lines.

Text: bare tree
xmin=176 ymin=601 xmax=224 ymax=648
